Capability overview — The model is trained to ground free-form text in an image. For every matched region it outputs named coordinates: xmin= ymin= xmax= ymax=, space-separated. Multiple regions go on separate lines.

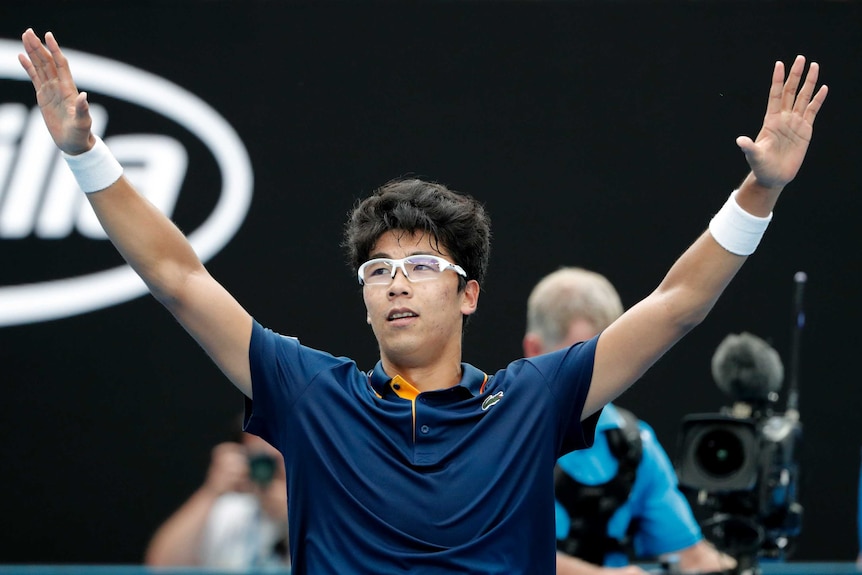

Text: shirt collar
xmin=368 ymin=361 xmax=488 ymax=397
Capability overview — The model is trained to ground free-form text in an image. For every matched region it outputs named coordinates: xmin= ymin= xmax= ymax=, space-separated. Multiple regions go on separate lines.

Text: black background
xmin=1 ymin=0 xmax=860 ymax=564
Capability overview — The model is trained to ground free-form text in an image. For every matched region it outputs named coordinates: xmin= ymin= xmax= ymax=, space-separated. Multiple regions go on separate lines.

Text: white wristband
xmin=62 ymin=136 xmax=123 ymax=194
xmin=708 ymin=190 xmax=773 ymax=256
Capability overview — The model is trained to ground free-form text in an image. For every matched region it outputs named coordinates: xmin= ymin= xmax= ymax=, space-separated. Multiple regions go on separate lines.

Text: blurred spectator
xmin=145 ymin=426 xmax=289 ymax=570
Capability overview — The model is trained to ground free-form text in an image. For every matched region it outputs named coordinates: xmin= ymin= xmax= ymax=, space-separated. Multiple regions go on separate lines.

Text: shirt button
xmin=393 ymin=384 xmax=400 ymax=390
xmin=420 ymin=425 xmax=430 ymax=434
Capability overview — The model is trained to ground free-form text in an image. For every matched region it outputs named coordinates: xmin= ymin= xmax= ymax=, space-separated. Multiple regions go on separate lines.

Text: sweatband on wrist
xmin=62 ymin=136 xmax=123 ymax=194
xmin=708 ymin=189 xmax=773 ymax=256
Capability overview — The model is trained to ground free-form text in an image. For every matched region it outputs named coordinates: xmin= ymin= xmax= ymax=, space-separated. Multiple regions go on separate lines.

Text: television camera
xmin=674 ymin=274 xmax=807 ymax=575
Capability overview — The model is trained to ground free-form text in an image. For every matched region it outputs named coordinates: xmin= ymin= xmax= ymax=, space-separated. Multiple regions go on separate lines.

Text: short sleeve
xmin=629 ymin=421 xmax=702 ymax=556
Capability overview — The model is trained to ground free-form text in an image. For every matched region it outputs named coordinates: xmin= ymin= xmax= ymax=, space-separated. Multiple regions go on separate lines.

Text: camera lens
xmin=695 ymin=428 xmax=745 ymax=477
xmin=248 ymin=453 xmax=277 ymax=486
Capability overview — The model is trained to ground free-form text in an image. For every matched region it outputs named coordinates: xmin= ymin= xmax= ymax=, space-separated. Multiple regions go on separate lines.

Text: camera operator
xmin=524 ymin=267 xmax=736 ymax=575
xmin=145 ymin=425 xmax=289 ymax=569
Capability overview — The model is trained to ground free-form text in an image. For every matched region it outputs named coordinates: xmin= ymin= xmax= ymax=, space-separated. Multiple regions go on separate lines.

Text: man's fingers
xmin=780 ymin=55 xmax=805 ymax=112
xmin=17 ymin=53 xmax=40 ymax=89
xmin=790 ymin=59 xmax=828 ymax=126
xmin=803 ymin=84 xmax=829 ymax=126
xmin=767 ymin=56 xmax=827 ymax=129
xmin=20 ymin=28 xmax=40 ymax=55
xmin=764 ymin=60 xmax=785 ymax=116
xmin=736 ymin=135 xmax=755 ymax=152
xmin=45 ymin=32 xmax=71 ymax=81
xmin=76 ymin=92 xmax=90 ymax=120
xmin=792 ymin=61 xmax=819 ymax=115
xmin=45 ymin=31 xmax=60 ymax=51
xmin=22 ymin=29 xmax=56 ymax=87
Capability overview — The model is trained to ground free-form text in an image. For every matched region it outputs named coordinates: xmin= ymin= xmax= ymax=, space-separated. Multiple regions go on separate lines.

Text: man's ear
xmin=522 ymin=333 xmax=544 ymax=358
xmin=460 ymin=279 xmax=480 ymax=316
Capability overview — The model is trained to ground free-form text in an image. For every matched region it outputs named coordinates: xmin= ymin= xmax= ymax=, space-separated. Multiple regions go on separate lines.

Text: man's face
xmin=361 ymin=230 xmax=478 ymax=368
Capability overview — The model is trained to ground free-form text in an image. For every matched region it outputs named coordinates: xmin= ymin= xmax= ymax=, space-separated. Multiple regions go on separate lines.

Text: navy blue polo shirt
xmin=244 ymin=320 xmax=600 ymax=574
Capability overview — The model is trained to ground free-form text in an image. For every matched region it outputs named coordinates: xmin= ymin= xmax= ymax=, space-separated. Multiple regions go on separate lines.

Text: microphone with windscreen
xmin=711 ymin=332 xmax=784 ymax=407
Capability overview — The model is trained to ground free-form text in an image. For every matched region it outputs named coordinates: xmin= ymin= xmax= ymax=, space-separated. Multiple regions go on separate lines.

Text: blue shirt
xmin=244 ymin=320 xmax=600 ymax=574
xmin=555 ymin=403 xmax=703 ymax=566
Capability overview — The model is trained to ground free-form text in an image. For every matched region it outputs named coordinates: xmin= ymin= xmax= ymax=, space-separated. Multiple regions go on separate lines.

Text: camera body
xmin=675 ymin=406 xmax=803 ymax=572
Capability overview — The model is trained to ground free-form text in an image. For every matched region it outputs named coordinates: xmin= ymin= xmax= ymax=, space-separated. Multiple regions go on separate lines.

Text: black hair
xmin=342 ymin=177 xmax=491 ymax=290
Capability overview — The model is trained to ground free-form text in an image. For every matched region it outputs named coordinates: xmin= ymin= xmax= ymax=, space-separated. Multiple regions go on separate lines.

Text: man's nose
xmin=388 ymin=265 xmax=412 ymax=294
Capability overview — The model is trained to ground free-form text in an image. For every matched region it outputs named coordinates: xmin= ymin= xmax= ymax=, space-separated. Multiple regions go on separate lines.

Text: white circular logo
xmin=0 ymin=39 xmax=253 ymax=326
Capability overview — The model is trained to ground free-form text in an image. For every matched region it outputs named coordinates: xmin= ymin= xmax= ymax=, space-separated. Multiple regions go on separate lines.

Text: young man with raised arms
xmin=19 ymin=28 xmax=826 ymax=574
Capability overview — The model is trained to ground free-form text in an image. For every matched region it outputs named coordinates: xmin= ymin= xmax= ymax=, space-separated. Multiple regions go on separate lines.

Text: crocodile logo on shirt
xmin=481 ymin=391 xmax=504 ymax=411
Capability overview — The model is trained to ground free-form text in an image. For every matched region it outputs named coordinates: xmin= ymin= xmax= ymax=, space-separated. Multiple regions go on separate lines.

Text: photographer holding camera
xmin=145 ymin=425 xmax=289 ymax=569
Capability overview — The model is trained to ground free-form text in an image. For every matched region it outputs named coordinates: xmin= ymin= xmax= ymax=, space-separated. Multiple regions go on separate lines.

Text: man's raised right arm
xmin=20 ymin=29 xmax=253 ymax=397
